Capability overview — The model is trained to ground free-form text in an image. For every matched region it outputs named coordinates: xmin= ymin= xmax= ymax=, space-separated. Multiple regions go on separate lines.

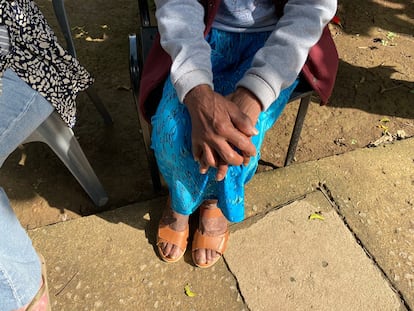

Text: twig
xmin=55 ymin=271 xmax=79 ymax=297
xmin=380 ymin=84 xmax=403 ymax=93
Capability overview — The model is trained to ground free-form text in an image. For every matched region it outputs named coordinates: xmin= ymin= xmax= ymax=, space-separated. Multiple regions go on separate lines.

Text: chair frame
xmin=16 ymin=1 xmax=110 ymax=207
xmin=129 ymin=0 xmax=313 ymax=192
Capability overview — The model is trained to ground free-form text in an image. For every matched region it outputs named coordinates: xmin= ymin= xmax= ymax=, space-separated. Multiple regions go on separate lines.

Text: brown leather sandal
xmin=192 ymin=206 xmax=229 ymax=268
xmin=157 ymin=198 xmax=189 ymax=263
xmin=157 ymin=223 xmax=189 ymax=263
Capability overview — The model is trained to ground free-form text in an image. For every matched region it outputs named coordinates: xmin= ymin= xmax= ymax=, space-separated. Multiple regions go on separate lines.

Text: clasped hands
xmin=184 ymin=84 xmax=262 ymax=181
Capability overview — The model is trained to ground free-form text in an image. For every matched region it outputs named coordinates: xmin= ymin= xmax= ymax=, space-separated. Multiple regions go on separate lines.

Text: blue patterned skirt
xmin=151 ymin=28 xmax=298 ymax=222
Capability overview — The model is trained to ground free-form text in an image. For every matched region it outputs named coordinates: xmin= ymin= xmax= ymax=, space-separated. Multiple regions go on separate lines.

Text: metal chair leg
xmin=284 ymin=94 xmax=312 ymax=166
xmin=129 ymin=34 xmax=164 ymax=192
xmin=52 ymin=0 xmax=76 ymax=57
xmin=52 ymin=0 xmax=113 ymax=125
xmin=85 ymin=87 xmax=113 ymax=125
xmin=139 ymin=114 xmax=163 ymax=192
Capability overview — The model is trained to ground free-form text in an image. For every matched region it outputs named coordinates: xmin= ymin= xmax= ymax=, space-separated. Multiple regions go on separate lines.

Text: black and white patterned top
xmin=0 ymin=25 xmax=8 ymax=54
xmin=0 ymin=25 xmax=9 ymax=95
xmin=0 ymin=0 xmax=94 ymax=127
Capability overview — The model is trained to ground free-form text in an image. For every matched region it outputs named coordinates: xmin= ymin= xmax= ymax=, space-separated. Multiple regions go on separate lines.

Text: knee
xmin=151 ymin=111 xmax=191 ymax=159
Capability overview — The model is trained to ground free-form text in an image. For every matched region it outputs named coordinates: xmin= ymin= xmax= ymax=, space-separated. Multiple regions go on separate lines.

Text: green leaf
xmin=184 ymin=284 xmax=197 ymax=297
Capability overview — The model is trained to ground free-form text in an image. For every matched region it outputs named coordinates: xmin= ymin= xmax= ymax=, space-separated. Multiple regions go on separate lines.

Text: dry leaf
xmin=184 ymin=284 xmax=196 ymax=297
xmin=309 ymin=213 xmax=325 ymax=221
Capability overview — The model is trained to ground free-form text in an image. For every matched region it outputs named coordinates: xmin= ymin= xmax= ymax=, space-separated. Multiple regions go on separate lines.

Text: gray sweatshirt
xmin=155 ymin=0 xmax=337 ymax=110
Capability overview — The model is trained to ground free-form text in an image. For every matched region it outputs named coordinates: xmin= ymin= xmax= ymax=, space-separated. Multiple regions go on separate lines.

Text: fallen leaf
xmin=309 ymin=213 xmax=325 ymax=221
xmin=377 ymin=124 xmax=389 ymax=133
xmin=184 ymin=284 xmax=197 ymax=297
xmin=386 ymin=32 xmax=397 ymax=40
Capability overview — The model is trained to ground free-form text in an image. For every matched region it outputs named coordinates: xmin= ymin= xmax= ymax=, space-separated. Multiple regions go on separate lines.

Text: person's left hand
xmin=226 ymin=87 xmax=263 ymax=165
xmin=184 ymin=85 xmax=259 ymax=181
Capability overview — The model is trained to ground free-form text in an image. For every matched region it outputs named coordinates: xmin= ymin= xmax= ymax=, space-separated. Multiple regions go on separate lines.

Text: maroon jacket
xmin=138 ymin=0 xmax=339 ymax=122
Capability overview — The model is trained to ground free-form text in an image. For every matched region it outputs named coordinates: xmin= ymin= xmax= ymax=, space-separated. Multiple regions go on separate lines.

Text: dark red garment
xmin=138 ymin=0 xmax=338 ymax=122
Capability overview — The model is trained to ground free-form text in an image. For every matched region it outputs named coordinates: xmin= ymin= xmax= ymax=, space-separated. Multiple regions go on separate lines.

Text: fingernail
xmin=252 ymin=128 xmax=259 ymax=135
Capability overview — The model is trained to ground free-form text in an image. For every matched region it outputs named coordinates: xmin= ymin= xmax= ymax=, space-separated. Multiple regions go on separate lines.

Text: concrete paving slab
xmin=316 ymin=138 xmax=414 ymax=308
xmin=26 ymin=138 xmax=414 ymax=310
xmin=29 ymin=197 xmax=246 ymax=311
xmin=244 ymin=138 xmax=414 ymax=309
xmin=225 ymin=192 xmax=406 ymax=311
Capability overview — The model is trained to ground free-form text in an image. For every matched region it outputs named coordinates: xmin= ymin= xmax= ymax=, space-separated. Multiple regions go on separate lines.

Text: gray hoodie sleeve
xmin=155 ymin=0 xmax=213 ymax=103
xmin=155 ymin=0 xmax=337 ymax=109
xmin=237 ymin=0 xmax=337 ymax=110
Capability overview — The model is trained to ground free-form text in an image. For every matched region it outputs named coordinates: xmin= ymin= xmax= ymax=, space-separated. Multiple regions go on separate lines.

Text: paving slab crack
xmin=222 ymin=256 xmax=251 ymax=311
xmin=317 ymin=182 xmax=412 ymax=311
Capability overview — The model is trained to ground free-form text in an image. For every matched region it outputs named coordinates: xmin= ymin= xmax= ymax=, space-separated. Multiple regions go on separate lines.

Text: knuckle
xmin=214 ymin=123 xmax=227 ymax=135
xmin=237 ymin=137 xmax=251 ymax=151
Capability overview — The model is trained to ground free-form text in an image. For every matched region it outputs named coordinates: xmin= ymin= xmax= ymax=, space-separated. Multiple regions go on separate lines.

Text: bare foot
xmin=158 ymin=201 xmax=189 ymax=261
xmin=193 ymin=200 xmax=228 ymax=266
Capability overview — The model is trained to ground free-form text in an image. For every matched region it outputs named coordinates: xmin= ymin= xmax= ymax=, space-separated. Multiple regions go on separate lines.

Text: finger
xmin=230 ymin=111 xmax=259 ymax=136
xmin=192 ymin=144 xmax=203 ymax=163
xmin=211 ymin=138 xmax=245 ymax=166
xmin=242 ymin=154 xmax=251 ymax=166
xmin=202 ymin=144 xmax=218 ymax=168
xmin=213 ymin=130 xmax=257 ymax=162
xmin=198 ymin=144 xmax=217 ymax=174
xmin=213 ymin=120 xmax=257 ymax=158
xmin=215 ymin=162 xmax=228 ymax=181
xmin=199 ymin=164 xmax=209 ymax=175
xmin=199 ymin=156 xmax=209 ymax=174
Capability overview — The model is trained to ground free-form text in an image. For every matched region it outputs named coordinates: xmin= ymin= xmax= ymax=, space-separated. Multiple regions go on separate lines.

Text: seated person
xmin=0 ymin=0 xmax=93 ymax=309
xmin=138 ymin=0 xmax=339 ymax=267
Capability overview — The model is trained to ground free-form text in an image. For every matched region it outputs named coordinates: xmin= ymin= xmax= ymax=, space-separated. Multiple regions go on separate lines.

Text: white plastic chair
xmin=23 ymin=111 xmax=108 ymax=207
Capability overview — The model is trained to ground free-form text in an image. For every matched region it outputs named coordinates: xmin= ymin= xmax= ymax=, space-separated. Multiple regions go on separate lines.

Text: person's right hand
xmin=184 ymin=84 xmax=259 ymax=181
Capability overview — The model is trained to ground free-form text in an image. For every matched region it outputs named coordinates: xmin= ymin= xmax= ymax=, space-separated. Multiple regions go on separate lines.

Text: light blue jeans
xmin=0 ymin=69 xmax=54 ymax=310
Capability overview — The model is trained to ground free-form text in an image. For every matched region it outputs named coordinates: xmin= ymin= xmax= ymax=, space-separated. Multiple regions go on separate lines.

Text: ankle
xmin=201 ymin=199 xmax=218 ymax=209
xmin=161 ymin=209 xmax=189 ymax=230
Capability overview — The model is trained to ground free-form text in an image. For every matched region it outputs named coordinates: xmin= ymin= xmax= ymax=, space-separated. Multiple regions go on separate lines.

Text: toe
xmin=206 ymin=249 xmax=217 ymax=263
xmin=194 ymin=248 xmax=207 ymax=265
xmin=163 ymin=243 xmax=173 ymax=257
xmin=170 ymin=244 xmax=183 ymax=259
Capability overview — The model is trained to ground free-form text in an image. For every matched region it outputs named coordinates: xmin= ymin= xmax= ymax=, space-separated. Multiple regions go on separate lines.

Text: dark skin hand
xmin=184 ymin=84 xmax=263 ymax=181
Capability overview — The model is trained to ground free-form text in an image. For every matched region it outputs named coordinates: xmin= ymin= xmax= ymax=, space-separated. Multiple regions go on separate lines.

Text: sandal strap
xmin=192 ymin=229 xmax=229 ymax=255
xmin=157 ymin=225 xmax=189 ymax=251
